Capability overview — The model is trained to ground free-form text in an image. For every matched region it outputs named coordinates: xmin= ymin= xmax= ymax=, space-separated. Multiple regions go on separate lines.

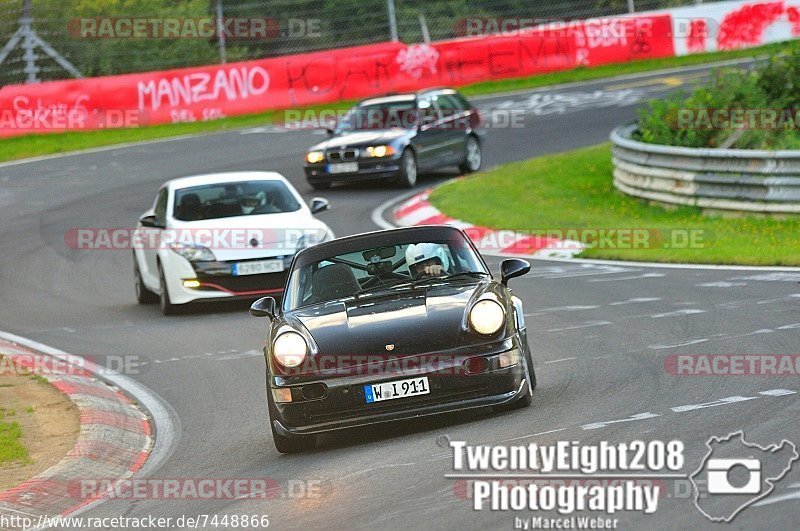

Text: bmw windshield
xmin=336 ymin=101 xmax=418 ymax=132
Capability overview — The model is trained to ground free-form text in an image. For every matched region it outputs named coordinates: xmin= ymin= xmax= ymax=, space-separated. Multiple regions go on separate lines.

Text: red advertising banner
xmin=0 ymin=15 xmax=675 ymax=138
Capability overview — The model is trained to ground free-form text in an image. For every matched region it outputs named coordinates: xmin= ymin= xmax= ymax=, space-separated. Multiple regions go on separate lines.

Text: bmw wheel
xmin=134 ymin=254 xmax=158 ymax=304
xmin=395 ymin=149 xmax=418 ymax=188
xmin=459 ymin=135 xmax=482 ymax=174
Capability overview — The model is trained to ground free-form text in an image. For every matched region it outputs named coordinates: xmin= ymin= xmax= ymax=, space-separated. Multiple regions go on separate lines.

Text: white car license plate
xmin=327 ymin=162 xmax=359 ymax=174
xmin=364 ymin=376 xmax=430 ymax=403
xmin=232 ymin=259 xmax=284 ymax=276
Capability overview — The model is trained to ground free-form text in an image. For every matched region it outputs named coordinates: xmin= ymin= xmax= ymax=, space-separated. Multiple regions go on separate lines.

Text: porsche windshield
xmin=173 ymin=180 xmax=301 ymax=221
xmin=284 ymin=236 xmax=488 ymax=310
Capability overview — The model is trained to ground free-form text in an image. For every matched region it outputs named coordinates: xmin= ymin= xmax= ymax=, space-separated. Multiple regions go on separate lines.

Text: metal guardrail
xmin=610 ymin=123 xmax=800 ymax=214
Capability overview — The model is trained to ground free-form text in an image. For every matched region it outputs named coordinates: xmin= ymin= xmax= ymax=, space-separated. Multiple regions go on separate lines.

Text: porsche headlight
xmin=306 ymin=151 xmax=325 ymax=164
xmin=273 ymin=331 xmax=308 ymax=368
xmin=169 ymin=242 xmax=216 ymax=262
xmin=365 ymin=145 xmax=395 ymax=158
xmin=469 ymin=300 xmax=506 ymax=335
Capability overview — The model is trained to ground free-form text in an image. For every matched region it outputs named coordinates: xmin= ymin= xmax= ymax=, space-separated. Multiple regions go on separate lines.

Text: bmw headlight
xmin=169 ymin=242 xmax=216 ymax=262
xmin=365 ymin=145 xmax=396 ymax=158
xmin=469 ymin=300 xmax=506 ymax=335
xmin=273 ymin=331 xmax=308 ymax=368
xmin=306 ymin=151 xmax=325 ymax=164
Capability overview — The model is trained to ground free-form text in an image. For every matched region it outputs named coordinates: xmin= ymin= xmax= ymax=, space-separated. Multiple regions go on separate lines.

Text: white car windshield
xmin=173 ymin=180 xmax=301 ymax=221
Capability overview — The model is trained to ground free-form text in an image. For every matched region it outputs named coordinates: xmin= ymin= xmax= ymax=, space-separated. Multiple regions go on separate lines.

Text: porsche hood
xmin=286 ymin=281 xmax=507 ymax=359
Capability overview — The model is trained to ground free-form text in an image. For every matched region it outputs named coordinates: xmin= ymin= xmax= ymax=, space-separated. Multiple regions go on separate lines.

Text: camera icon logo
xmin=706 ymin=458 xmax=761 ymax=494
xmin=691 ymin=431 xmax=799 ymax=522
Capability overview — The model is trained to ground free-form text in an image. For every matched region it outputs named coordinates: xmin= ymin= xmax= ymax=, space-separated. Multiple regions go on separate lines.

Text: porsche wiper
xmin=442 ymin=271 xmax=490 ymax=281
xmin=410 ymin=271 xmax=489 ymax=287
xmin=351 ymin=282 xmax=412 ymax=299
xmin=352 ymin=272 xmax=489 ymax=299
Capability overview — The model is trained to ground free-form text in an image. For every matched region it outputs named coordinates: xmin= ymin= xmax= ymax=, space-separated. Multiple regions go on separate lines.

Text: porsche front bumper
xmin=268 ymin=335 xmax=531 ymax=437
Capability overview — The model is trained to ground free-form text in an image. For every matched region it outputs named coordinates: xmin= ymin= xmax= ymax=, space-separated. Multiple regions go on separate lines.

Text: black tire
xmin=309 ymin=181 xmax=331 ymax=191
xmin=459 ymin=135 xmax=482 ymax=174
xmin=267 ymin=387 xmax=316 ymax=453
xmin=493 ymin=349 xmax=535 ymax=413
xmin=134 ymin=255 xmax=158 ymax=304
xmin=158 ymin=262 xmax=179 ymax=316
xmin=395 ymin=148 xmax=418 ymax=188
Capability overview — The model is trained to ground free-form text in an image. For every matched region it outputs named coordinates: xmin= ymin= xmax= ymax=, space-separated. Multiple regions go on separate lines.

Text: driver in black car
xmin=405 ymin=243 xmax=450 ymax=279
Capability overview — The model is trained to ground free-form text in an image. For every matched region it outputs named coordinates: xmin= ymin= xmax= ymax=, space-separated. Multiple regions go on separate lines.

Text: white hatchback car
xmin=133 ymin=172 xmax=334 ymax=315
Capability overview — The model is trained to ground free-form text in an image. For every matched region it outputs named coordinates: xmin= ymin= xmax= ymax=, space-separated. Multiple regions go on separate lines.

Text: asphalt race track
xmin=2 ymin=61 xmax=800 ymax=529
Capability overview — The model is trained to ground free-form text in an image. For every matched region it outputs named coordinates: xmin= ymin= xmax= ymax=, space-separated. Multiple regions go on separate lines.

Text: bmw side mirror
xmin=139 ymin=215 xmax=164 ymax=229
xmin=500 ymin=259 xmax=530 ymax=286
xmin=325 ymin=128 xmax=335 ymax=136
xmin=250 ymin=297 xmax=276 ymax=318
xmin=310 ymin=197 xmax=330 ymax=215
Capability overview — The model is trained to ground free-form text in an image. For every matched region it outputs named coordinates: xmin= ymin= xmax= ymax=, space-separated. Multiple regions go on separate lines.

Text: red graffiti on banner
xmin=717 ymin=1 xmax=785 ymax=50
xmin=0 ymin=15 xmax=673 ymax=137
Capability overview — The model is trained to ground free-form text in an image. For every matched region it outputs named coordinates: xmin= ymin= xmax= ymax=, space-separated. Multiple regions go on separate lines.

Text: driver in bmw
xmin=406 ymin=243 xmax=450 ymax=279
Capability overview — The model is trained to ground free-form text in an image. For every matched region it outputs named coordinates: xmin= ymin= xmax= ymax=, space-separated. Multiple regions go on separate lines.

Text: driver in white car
xmin=241 ymin=190 xmax=267 ymax=215
xmin=406 ymin=243 xmax=450 ymax=279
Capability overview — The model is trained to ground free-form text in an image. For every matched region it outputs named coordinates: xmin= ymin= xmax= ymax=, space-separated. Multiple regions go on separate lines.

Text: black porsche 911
xmin=250 ymin=225 xmax=536 ymax=453
xmin=303 ymin=88 xmax=485 ymax=190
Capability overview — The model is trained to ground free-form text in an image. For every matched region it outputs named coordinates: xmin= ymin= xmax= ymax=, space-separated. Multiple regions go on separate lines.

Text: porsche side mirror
xmin=325 ymin=127 xmax=335 ymax=136
xmin=250 ymin=297 xmax=276 ymax=318
xmin=310 ymin=197 xmax=330 ymax=215
xmin=139 ymin=215 xmax=164 ymax=229
xmin=500 ymin=259 xmax=530 ymax=286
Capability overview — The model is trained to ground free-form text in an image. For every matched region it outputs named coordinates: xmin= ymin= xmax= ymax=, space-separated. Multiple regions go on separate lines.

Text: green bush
xmin=637 ymin=48 xmax=800 ymax=149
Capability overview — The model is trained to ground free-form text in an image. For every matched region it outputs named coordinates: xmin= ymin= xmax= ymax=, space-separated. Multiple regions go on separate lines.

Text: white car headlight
xmin=273 ymin=331 xmax=308 ymax=368
xmin=169 ymin=242 xmax=216 ymax=262
xmin=469 ymin=300 xmax=506 ymax=335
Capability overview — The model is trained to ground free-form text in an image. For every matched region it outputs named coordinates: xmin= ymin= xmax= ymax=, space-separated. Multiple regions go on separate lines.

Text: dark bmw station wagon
xmin=303 ymin=89 xmax=486 ymax=190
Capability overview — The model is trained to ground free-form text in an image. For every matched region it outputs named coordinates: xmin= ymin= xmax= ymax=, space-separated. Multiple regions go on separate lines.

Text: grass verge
xmin=0 ymin=407 xmax=27 ymax=466
xmin=429 ymin=143 xmax=800 ymax=266
xmin=2 ymin=41 xmax=799 ymax=164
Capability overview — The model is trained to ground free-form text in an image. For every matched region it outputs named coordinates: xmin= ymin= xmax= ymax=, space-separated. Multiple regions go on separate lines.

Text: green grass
xmin=429 ymin=144 xmax=800 ymax=266
xmin=29 ymin=374 xmax=49 ymax=385
xmin=2 ymin=41 xmax=799 ymax=163
xmin=0 ymin=408 xmax=28 ymax=465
